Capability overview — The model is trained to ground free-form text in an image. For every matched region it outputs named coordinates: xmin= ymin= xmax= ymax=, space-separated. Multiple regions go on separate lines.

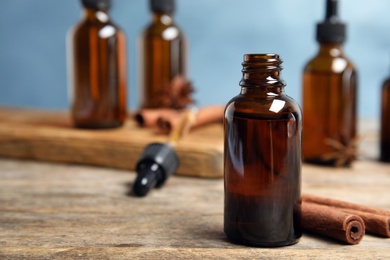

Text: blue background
xmin=0 ymin=0 xmax=389 ymax=118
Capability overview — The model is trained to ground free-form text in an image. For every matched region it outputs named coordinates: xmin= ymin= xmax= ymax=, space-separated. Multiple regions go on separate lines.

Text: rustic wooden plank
xmin=0 ymin=107 xmax=223 ymax=178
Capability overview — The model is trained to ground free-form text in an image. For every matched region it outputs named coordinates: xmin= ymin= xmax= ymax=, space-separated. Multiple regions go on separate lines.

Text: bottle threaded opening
xmin=243 ymin=53 xmax=281 ymax=63
xmin=242 ymin=54 xmax=283 ymax=72
xmin=240 ymin=53 xmax=285 ymax=88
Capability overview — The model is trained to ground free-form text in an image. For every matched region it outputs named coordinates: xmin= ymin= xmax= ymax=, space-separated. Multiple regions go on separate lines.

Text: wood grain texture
xmin=0 ymin=109 xmax=390 ymax=259
xmin=0 ymin=156 xmax=389 ymax=259
xmin=0 ymin=107 xmax=223 ymax=178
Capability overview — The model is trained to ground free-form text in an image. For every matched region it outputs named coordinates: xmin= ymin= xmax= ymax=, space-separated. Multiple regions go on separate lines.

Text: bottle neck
xmin=84 ymin=8 xmax=110 ymax=22
xmin=152 ymin=12 xmax=174 ymax=25
xmin=240 ymin=54 xmax=286 ymax=95
xmin=318 ymin=43 xmax=344 ymax=57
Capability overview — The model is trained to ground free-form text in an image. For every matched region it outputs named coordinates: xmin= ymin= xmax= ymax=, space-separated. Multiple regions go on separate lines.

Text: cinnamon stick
xmin=157 ymin=105 xmax=224 ymax=134
xmin=301 ymin=202 xmax=365 ymax=245
xmin=156 ymin=114 xmax=181 ymax=134
xmin=302 ymin=194 xmax=390 ymax=237
xmin=134 ymin=109 xmax=180 ymax=128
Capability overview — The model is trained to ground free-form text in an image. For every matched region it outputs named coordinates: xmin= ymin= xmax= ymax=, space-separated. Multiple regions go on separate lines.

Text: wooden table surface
xmin=0 ymin=120 xmax=389 ymax=259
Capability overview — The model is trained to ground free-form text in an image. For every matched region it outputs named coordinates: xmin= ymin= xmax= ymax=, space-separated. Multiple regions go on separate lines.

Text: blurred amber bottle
xmin=68 ymin=0 xmax=127 ymax=128
xmin=380 ymin=75 xmax=390 ymax=162
xmin=139 ymin=0 xmax=187 ymax=109
xmin=302 ymin=0 xmax=357 ymax=167
xmin=224 ymin=54 xmax=302 ymax=247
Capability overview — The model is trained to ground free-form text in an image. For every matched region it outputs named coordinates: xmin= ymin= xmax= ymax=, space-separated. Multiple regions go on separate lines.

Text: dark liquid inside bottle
xmin=380 ymin=79 xmax=390 ymax=162
xmin=140 ymin=11 xmax=186 ymax=109
xmin=224 ymin=113 xmax=302 ymax=247
xmin=69 ymin=7 xmax=127 ymax=129
xmin=302 ymin=70 xmax=357 ymax=166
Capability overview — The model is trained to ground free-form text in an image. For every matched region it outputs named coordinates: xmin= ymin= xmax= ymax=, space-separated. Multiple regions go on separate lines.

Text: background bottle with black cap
xmin=139 ymin=0 xmax=187 ymax=109
xmin=302 ymin=0 xmax=357 ymax=167
xmin=67 ymin=0 xmax=127 ymax=129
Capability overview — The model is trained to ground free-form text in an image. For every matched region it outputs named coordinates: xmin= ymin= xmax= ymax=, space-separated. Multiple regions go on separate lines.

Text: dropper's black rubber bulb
xmin=325 ymin=0 xmax=339 ymax=21
xmin=316 ymin=0 xmax=346 ymax=44
xmin=132 ymin=143 xmax=179 ymax=197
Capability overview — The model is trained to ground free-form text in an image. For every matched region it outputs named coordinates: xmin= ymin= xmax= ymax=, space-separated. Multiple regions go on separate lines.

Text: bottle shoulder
xmin=225 ymin=93 xmax=301 ymax=119
xmin=304 ymin=51 xmax=356 ymax=73
xmin=70 ymin=19 xmax=124 ymax=39
xmin=142 ymin=22 xmax=184 ymax=39
xmin=75 ymin=14 xmax=123 ymax=28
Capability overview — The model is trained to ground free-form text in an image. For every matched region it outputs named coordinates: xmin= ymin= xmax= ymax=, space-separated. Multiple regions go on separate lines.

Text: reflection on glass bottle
xmin=302 ymin=0 xmax=357 ymax=167
xmin=139 ymin=0 xmax=192 ymax=109
xmin=380 ymin=75 xmax=390 ymax=162
xmin=68 ymin=0 xmax=127 ymax=129
xmin=224 ymin=54 xmax=302 ymax=247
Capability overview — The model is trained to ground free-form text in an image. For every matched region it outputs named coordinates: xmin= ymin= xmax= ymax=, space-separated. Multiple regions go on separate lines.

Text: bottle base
xmin=224 ymin=228 xmax=300 ymax=248
xmin=304 ymin=157 xmax=353 ymax=168
xmin=73 ymin=121 xmax=124 ymax=129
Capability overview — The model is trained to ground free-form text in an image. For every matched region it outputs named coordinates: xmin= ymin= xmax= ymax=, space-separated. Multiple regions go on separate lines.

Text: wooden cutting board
xmin=0 ymin=107 xmax=223 ymax=178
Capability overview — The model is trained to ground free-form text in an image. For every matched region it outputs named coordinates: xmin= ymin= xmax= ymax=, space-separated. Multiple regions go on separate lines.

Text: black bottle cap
xmin=81 ymin=0 xmax=111 ymax=9
xmin=133 ymin=143 xmax=179 ymax=197
xmin=150 ymin=0 xmax=175 ymax=13
xmin=316 ymin=0 xmax=346 ymax=43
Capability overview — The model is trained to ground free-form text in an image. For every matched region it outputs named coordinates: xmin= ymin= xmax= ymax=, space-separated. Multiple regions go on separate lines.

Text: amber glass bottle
xmin=302 ymin=0 xmax=357 ymax=166
xmin=380 ymin=76 xmax=390 ymax=162
xmin=139 ymin=0 xmax=187 ymax=109
xmin=224 ymin=54 xmax=302 ymax=247
xmin=68 ymin=0 xmax=127 ymax=128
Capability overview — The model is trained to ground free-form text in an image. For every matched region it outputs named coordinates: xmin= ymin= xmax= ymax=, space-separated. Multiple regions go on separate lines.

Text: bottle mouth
xmin=240 ymin=53 xmax=285 ymax=87
xmin=242 ymin=54 xmax=283 ymax=71
xmin=243 ymin=54 xmax=281 ymax=63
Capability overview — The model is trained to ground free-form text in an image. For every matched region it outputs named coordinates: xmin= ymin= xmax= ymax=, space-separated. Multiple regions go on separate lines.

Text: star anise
xmin=320 ymin=137 xmax=359 ymax=167
xmin=158 ymin=75 xmax=195 ymax=109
